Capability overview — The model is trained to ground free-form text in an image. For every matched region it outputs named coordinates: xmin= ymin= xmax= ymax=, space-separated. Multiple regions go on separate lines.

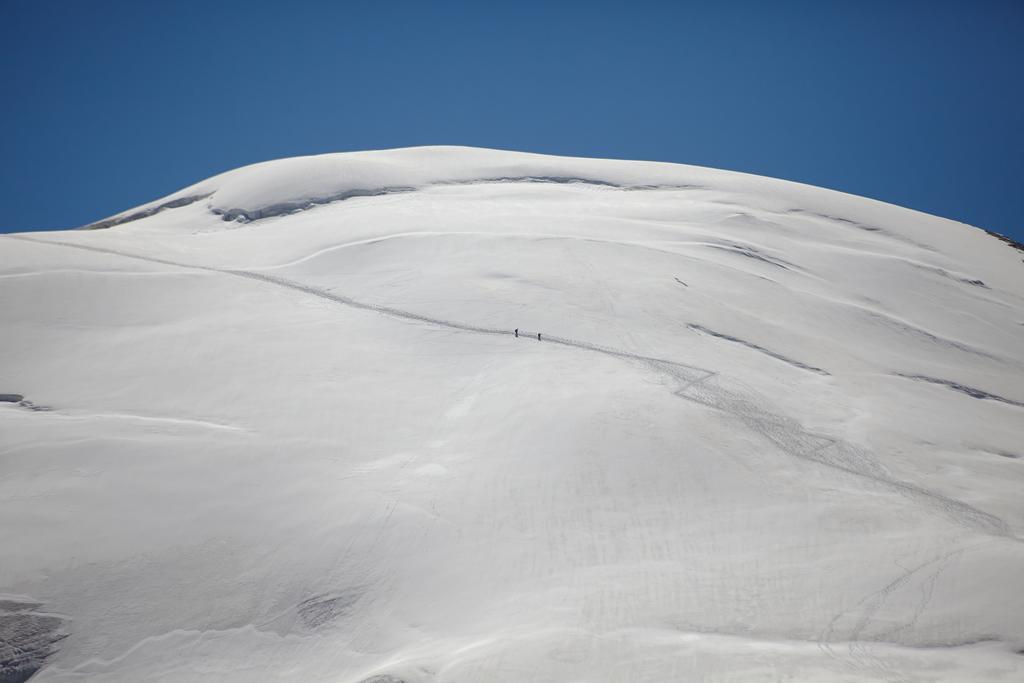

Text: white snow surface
xmin=2 ymin=146 xmax=1023 ymax=681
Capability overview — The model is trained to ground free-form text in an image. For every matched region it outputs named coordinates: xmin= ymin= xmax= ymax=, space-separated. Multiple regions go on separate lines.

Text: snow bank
xmin=4 ymin=147 xmax=1023 ymax=681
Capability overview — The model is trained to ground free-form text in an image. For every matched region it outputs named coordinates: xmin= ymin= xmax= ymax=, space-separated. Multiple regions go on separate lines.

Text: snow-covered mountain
xmin=2 ymin=146 xmax=1022 ymax=682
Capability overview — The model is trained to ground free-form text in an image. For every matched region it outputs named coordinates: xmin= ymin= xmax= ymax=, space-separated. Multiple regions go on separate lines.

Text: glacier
xmin=1 ymin=146 xmax=1023 ymax=681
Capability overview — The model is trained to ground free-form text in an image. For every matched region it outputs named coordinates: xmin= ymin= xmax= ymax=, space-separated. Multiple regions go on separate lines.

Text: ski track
xmin=7 ymin=234 xmax=1015 ymax=538
xmin=816 ymin=541 xmax=989 ymax=680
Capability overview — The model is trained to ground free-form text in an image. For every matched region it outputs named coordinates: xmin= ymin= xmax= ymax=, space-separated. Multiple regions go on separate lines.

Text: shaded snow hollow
xmin=3 ymin=147 xmax=1024 ymax=682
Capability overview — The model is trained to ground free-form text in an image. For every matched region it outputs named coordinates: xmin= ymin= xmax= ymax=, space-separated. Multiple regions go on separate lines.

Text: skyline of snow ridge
xmin=2 ymin=2 xmax=1022 ymax=242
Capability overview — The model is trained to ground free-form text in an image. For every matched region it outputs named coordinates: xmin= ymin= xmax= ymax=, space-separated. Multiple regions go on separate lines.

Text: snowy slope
xmin=2 ymin=146 xmax=1023 ymax=682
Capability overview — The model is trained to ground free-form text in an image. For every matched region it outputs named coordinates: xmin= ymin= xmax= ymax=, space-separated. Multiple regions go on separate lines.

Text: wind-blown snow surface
xmin=2 ymin=146 xmax=1024 ymax=681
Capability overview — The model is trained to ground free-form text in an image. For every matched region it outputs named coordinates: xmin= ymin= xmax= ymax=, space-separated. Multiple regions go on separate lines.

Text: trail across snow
xmin=8 ymin=232 xmax=1014 ymax=542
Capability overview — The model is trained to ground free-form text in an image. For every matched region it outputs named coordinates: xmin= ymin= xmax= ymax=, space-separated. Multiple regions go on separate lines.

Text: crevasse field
xmin=2 ymin=146 xmax=1023 ymax=682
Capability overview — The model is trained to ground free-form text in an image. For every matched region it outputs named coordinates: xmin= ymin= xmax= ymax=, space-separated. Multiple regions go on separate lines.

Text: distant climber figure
xmin=515 ymin=328 xmax=518 ymax=338
xmin=537 ymin=333 xmax=542 ymax=341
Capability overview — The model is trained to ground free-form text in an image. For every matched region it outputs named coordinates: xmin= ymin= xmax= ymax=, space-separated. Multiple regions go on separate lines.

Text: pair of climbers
xmin=514 ymin=328 xmax=541 ymax=341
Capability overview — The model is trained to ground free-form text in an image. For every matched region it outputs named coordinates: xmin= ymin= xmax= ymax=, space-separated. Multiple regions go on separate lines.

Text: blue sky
xmin=1 ymin=0 xmax=1022 ymax=241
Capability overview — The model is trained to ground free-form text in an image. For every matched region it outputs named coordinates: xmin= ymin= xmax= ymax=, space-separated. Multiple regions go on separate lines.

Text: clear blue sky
xmin=2 ymin=0 xmax=1022 ymax=241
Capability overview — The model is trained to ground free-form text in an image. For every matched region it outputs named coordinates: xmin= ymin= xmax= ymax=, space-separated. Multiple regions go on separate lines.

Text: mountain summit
xmin=3 ymin=147 xmax=1023 ymax=681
